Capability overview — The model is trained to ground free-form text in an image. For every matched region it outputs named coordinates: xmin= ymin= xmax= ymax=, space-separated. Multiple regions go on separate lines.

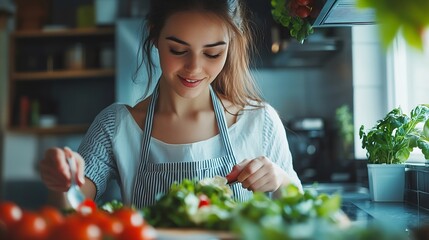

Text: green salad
xmin=141 ymin=176 xmax=345 ymax=232
xmin=101 ymin=177 xmax=409 ymax=239
xmin=142 ymin=176 xmax=236 ymax=230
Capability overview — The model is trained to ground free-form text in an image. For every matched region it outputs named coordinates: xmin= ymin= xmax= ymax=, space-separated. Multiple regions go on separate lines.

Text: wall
xmin=255 ymin=27 xmax=354 ymax=126
xmin=351 ymin=25 xmax=388 ymax=160
xmin=255 ymin=68 xmax=323 ymax=121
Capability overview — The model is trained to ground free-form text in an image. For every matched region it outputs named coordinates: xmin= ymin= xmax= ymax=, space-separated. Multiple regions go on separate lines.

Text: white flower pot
xmin=367 ymin=164 xmax=405 ymax=202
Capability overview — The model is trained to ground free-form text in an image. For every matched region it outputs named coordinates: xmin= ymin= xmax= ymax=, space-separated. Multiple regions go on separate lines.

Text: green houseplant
xmin=359 ymin=104 xmax=429 ymax=201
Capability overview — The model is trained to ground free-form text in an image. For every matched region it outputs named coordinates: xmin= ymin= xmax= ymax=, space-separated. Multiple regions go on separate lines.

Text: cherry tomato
xmin=48 ymin=214 xmax=102 ymax=240
xmin=198 ymin=194 xmax=211 ymax=208
xmin=117 ymin=224 xmax=157 ymax=240
xmin=8 ymin=211 xmax=48 ymax=240
xmin=82 ymin=210 xmax=124 ymax=238
xmin=0 ymin=201 xmax=23 ymax=229
xmin=295 ymin=6 xmax=311 ymax=18
xmin=78 ymin=199 xmax=97 ymax=214
xmin=111 ymin=207 xmax=144 ymax=228
xmin=38 ymin=206 xmax=64 ymax=228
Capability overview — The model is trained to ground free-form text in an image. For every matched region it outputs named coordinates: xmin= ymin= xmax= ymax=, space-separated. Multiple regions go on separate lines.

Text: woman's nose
xmin=184 ymin=54 xmax=201 ymax=72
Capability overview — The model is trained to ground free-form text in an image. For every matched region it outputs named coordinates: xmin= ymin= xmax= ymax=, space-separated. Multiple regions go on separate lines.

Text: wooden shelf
xmin=8 ymin=27 xmax=116 ymax=135
xmin=7 ymin=124 xmax=90 ymax=135
xmin=12 ymin=27 xmax=115 ymax=38
xmin=11 ymin=69 xmax=115 ymax=81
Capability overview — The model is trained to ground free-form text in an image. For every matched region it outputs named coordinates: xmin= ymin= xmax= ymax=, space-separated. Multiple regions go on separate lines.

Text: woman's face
xmin=157 ymin=10 xmax=230 ymax=99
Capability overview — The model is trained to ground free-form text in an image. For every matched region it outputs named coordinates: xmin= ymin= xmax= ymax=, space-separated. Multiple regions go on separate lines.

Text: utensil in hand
xmin=66 ymin=154 xmax=85 ymax=210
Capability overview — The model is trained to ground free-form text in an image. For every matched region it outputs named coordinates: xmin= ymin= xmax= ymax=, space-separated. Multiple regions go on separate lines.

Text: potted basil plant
xmin=359 ymin=104 xmax=429 ymax=202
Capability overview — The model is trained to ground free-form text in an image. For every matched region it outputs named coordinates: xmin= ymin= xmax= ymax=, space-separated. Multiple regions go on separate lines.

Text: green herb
xmin=99 ymin=200 xmax=124 ymax=213
xmin=271 ymin=0 xmax=316 ymax=43
xmin=359 ymin=104 xmax=429 ymax=164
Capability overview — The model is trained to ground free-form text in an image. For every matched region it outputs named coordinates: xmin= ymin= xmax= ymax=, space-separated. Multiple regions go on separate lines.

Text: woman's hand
xmin=39 ymin=147 xmax=85 ymax=192
xmin=226 ymin=156 xmax=290 ymax=192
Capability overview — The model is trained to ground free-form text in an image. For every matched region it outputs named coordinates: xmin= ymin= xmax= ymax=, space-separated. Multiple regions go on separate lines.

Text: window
xmin=387 ymin=31 xmax=429 ymax=162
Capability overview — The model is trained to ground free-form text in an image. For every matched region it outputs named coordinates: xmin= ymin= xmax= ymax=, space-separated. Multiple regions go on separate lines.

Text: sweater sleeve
xmin=78 ymin=104 xmax=119 ymax=201
xmin=262 ymin=105 xmax=303 ymax=191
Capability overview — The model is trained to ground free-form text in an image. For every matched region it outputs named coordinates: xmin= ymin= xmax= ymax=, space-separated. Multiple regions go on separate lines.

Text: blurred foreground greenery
xmin=357 ymin=0 xmax=429 ymax=50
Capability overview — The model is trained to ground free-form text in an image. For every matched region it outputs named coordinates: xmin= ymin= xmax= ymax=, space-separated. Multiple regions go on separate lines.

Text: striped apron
xmin=131 ymin=85 xmax=253 ymax=208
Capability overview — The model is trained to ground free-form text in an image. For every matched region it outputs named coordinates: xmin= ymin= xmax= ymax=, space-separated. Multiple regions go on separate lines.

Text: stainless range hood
xmin=268 ymin=27 xmax=345 ymax=68
xmin=267 ymin=0 xmax=375 ymax=68
xmin=312 ymin=0 xmax=376 ymax=27
xmin=271 ymin=37 xmax=342 ymax=68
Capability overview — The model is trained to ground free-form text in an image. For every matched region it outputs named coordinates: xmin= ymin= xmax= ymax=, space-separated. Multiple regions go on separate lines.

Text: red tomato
xmin=0 ymin=201 xmax=23 ymax=229
xmin=117 ymin=224 xmax=157 ymax=240
xmin=111 ymin=207 xmax=144 ymax=228
xmin=38 ymin=206 xmax=64 ymax=228
xmin=78 ymin=199 xmax=97 ymax=215
xmin=295 ymin=6 xmax=311 ymax=18
xmin=48 ymin=214 xmax=102 ymax=240
xmin=82 ymin=210 xmax=124 ymax=238
xmin=8 ymin=211 xmax=48 ymax=240
xmin=198 ymin=194 xmax=211 ymax=208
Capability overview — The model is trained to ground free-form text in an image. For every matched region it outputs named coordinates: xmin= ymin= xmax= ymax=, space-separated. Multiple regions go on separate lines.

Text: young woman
xmin=40 ymin=0 xmax=302 ymax=208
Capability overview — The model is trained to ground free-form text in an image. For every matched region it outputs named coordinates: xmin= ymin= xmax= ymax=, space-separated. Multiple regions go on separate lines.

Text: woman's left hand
xmin=225 ymin=156 xmax=290 ymax=192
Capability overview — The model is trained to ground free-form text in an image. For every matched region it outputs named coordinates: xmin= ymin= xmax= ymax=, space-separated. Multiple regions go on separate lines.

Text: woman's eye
xmin=170 ymin=49 xmax=186 ymax=55
xmin=205 ymin=53 xmax=221 ymax=59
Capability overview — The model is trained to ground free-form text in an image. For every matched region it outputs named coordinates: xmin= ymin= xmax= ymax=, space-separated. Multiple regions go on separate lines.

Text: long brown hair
xmin=135 ymin=0 xmax=263 ymax=107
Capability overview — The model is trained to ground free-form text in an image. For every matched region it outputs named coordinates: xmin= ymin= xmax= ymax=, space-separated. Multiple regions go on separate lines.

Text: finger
xmin=45 ymin=148 xmax=70 ymax=177
xmin=40 ymin=148 xmax=71 ymax=191
xmin=64 ymin=147 xmax=86 ymax=186
xmin=226 ymin=159 xmax=251 ymax=182
xmin=75 ymin=154 xmax=86 ymax=186
xmin=247 ymin=173 xmax=272 ymax=192
xmin=237 ymin=159 xmax=264 ymax=183
xmin=63 ymin=146 xmax=79 ymax=183
xmin=241 ymin=168 xmax=267 ymax=190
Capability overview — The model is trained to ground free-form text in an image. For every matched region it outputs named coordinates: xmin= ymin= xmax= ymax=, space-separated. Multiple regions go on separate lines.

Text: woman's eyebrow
xmin=166 ymin=36 xmax=226 ymax=48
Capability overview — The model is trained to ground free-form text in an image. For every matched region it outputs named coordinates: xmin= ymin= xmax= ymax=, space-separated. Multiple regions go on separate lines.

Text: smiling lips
xmin=179 ymin=75 xmax=203 ymax=88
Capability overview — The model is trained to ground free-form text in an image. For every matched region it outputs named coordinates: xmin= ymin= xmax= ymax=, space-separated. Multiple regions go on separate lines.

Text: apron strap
xmin=132 ymin=84 xmax=158 ymax=203
xmin=210 ymin=87 xmax=236 ymax=158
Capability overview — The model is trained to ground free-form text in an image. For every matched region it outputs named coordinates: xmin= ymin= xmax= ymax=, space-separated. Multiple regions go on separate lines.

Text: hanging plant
xmin=271 ymin=0 xmax=322 ymax=43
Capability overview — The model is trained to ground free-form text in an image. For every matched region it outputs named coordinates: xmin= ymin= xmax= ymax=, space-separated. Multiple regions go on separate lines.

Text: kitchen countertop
xmin=340 ymin=191 xmax=429 ymax=232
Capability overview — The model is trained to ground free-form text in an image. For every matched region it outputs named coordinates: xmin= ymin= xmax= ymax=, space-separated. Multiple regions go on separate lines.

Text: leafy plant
xmin=271 ymin=0 xmax=322 ymax=43
xmin=335 ymin=105 xmax=354 ymax=159
xmin=359 ymin=104 xmax=429 ymax=164
xmin=356 ymin=0 xmax=429 ymax=50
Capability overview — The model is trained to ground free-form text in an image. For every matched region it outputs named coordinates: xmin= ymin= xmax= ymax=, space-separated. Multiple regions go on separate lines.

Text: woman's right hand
xmin=39 ymin=147 xmax=85 ymax=192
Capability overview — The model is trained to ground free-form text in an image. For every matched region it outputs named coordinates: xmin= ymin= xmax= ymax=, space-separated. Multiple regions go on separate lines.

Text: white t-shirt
xmin=79 ymin=103 xmax=302 ymax=204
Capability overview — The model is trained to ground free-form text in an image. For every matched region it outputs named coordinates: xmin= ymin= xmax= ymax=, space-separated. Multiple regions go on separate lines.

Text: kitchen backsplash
xmin=405 ymin=164 xmax=429 ymax=210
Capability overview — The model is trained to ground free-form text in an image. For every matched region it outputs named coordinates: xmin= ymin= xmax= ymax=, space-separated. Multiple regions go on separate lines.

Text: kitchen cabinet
xmin=7 ymin=27 xmax=115 ymax=134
